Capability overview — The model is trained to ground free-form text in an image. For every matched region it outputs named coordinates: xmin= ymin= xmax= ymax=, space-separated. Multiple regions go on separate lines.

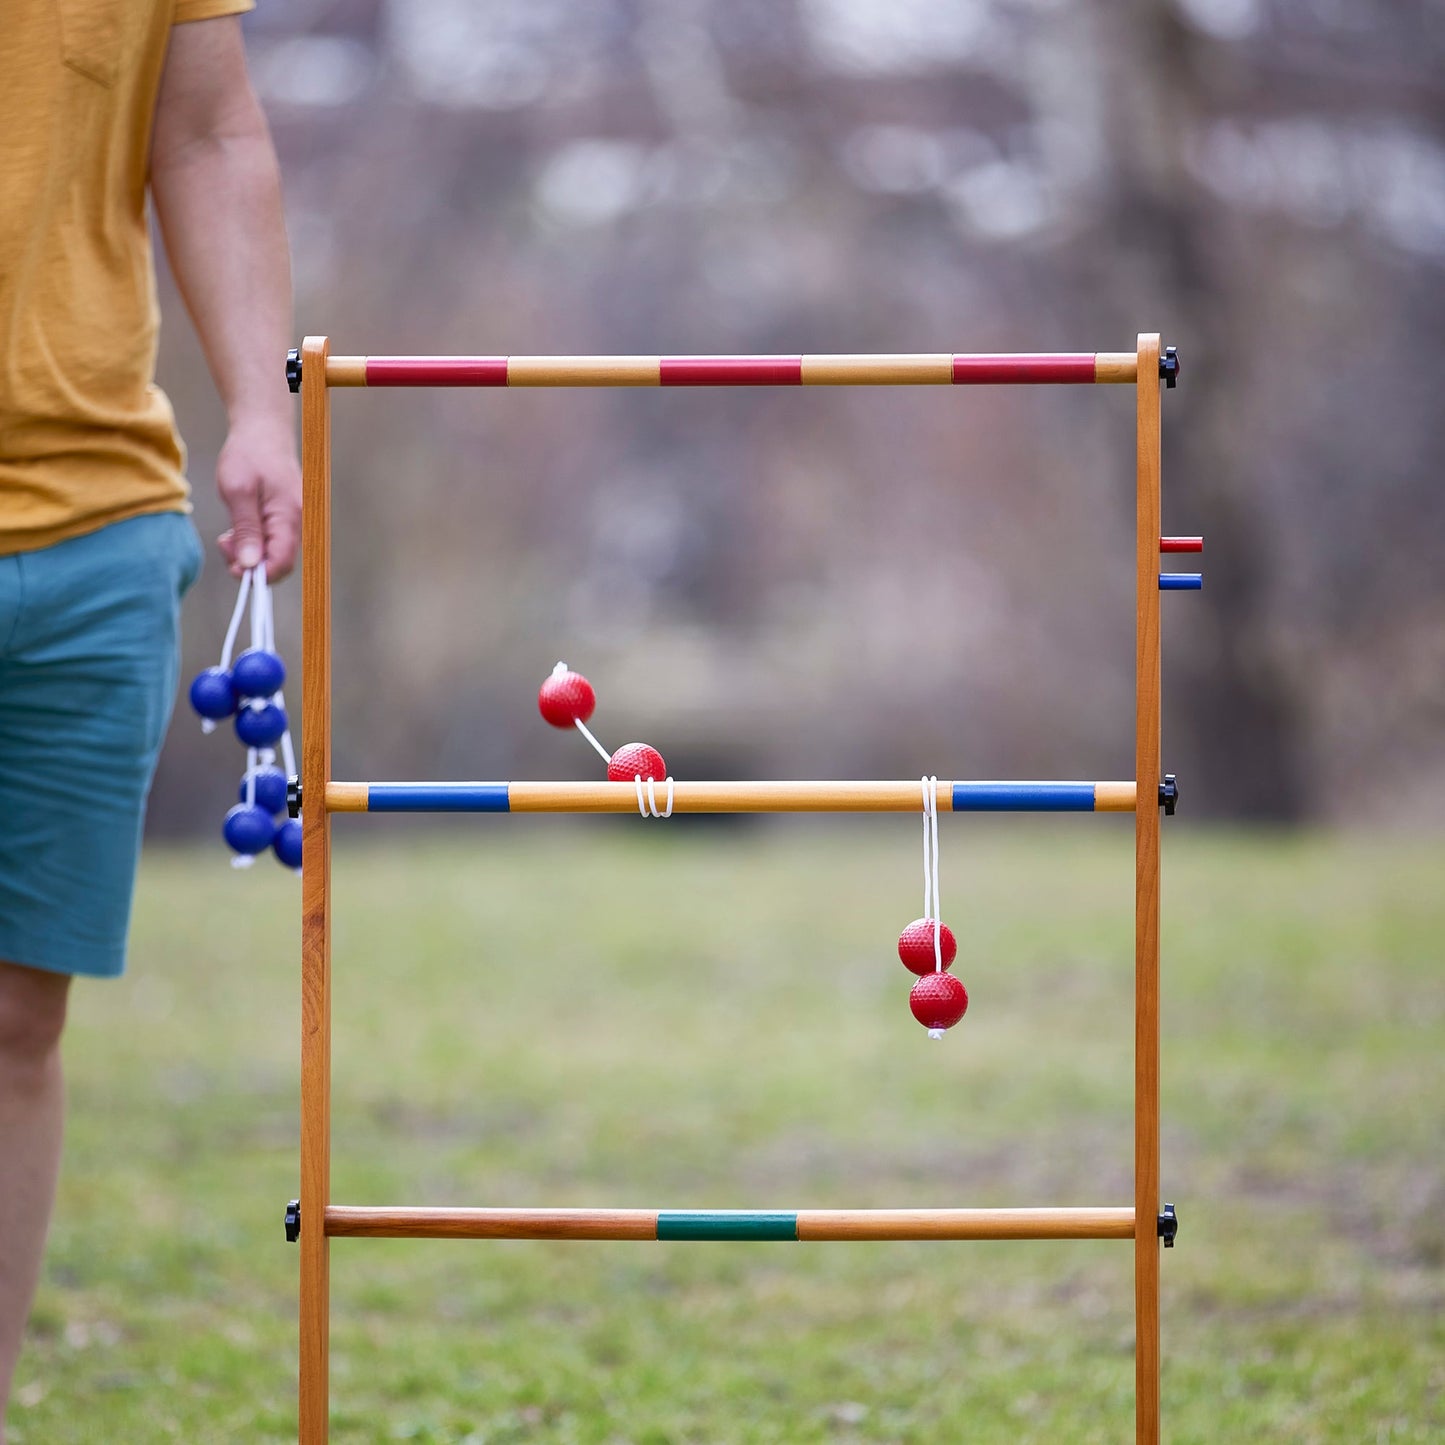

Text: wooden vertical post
xmin=1134 ymin=333 xmax=1163 ymax=1445
xmin=299 ymin=335 xmax=333 ymax=1445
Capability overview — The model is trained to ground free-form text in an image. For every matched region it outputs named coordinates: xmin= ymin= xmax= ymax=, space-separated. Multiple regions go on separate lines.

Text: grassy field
xmin=10 ymin=824 xmax=1443 ymax=1442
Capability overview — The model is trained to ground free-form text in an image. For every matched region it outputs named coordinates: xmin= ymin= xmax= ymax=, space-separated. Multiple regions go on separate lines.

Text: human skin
xmin=150 ymin=15 xmax=302 ymax=581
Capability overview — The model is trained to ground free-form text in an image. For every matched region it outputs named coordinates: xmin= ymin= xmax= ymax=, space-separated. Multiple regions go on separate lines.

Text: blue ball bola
xmin=231 ymin=648 xmax=286 ymax=699
xmin=238 ymin=765 xmax=289 ymax=816
xmin=189 ymin=667 xmax=236 ymax=720
xmin=223 ymin=803 xmax=276 ymax=855
xmin=273 ymin=818 xmax=303 ymax=870
xmin=235 ymin=700 xmax=287 ymax=748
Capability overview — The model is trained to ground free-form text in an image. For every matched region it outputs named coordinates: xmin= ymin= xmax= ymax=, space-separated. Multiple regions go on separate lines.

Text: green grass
xmin=12 ymin=825 xmax=1444 ymax=1442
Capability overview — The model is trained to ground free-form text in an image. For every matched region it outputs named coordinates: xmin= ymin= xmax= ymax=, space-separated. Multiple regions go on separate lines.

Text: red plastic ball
xmin=897 ymin=919 xmax=958 ymax=975
xmin=608 ymin=743 xmax=667 ymax=782
xmin=909 ymin=971 xmax=969 ymax=1032
xmin=538 ymin=668 xmax=596 ymax=728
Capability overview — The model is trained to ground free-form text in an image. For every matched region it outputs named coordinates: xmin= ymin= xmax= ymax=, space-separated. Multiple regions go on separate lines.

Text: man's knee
xmin=0 ymin=962 xmax=71 ymax=1074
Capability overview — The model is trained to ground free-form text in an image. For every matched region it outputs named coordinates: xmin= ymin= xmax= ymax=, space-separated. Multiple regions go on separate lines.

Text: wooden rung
xmin=322 ymin=353 xmax=1140 ymax=388
xmin=323 ymin=1206 xmax=1136 ymax=1242
xmin=322 ymin=780 xmax=1139 ymax=815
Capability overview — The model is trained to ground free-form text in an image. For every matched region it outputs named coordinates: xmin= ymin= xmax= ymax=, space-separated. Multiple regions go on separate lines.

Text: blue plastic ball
xmin=231 ymin=648 xmax=286 ymax=699
xmin=238 ymin=765 xmax=289 ymax=816
xmin=223 ymin=804 xmax=276 ymax=855
xmin=273 ymin=818 xmax=302 ymax=870
xmin=235 ymin=701 xmax=287 ymax=747
xmin=189 ymin=667 xmax=236 ymax=720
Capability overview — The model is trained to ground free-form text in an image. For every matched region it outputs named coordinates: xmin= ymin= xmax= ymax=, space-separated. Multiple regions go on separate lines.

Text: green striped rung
xmin=656 ymin=1211 xmax=798 ymax=1241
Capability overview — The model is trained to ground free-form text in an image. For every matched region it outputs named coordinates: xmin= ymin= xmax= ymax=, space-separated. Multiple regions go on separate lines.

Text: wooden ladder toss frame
xmin=293 ymin=335 xmax=1176 ymax=1443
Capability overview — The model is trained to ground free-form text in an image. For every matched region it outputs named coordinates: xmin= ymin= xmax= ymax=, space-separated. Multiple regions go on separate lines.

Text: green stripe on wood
xmin=656 ymin=1211 xmax=798 ymax=1241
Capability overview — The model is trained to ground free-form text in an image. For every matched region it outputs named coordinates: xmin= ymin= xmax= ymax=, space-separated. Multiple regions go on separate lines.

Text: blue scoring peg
xmin=1158 ymin=573 xmax=1203 ymax=590
xmin=231 ymin=648 xmax=286 ymax=698
xmin=273 ymin=818 xmax=302 ymax=870
xmin=223 ymin=803 xmax=276 ymax=855
xmin=189 ymin=667 xmax=237 ymax=720
xmin=235 ymin=700 xmax=288 ymax=748
xmin=239 ymin=765 xmax=289 ymax=816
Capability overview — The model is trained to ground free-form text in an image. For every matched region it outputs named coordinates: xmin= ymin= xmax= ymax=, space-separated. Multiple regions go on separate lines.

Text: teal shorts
xmin=0 ymin=512 xmax=204 ymax=978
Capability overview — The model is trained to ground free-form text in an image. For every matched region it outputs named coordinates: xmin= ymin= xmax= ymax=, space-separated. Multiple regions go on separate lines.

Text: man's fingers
xmin=262 ymin=497 xmax=300 ymax=582
xmin=219 ymin=463 xmax=265 ymax=571
xmin=217 ymin=529 xmax=242 ymax=577
xmin=217 ymin=426 xmax=301 ymax=581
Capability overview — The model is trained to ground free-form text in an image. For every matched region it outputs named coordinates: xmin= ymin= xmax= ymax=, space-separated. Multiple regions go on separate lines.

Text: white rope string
xmin=203 ymin=568 xmax=254 ymax=734
xmin=922 ymin=775 xmax=945 ymax=1038
xmin=635 ymin=774 xmax=675 ymax=818
xmin=277 ymin=708 xmax=297 ymax=780
xmin=921 ymin=776 xmax=943 ymax=968
xmin=574 ymin=719 xmax=612 ymax=765
xmin=219 ymin=568 xmax=251 ymax=670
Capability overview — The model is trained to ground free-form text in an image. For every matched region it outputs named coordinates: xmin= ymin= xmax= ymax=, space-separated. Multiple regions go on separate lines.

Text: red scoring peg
xmin=538 ymin=665 xmax=596 ymax=728
xmin=1159 ymin=537 xmax=1203 ymax=553
xmin=910 ymin=971 xmax=969 ymax=1034
xmin=897 ymin=919 xmax=958 ymax=976
xmin=608 ymin=743 xmax=667 ymax=782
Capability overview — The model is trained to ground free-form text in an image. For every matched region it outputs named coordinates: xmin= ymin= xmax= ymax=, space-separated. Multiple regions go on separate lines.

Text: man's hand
xmin=216 ymin=416 xmax=301 ymax=581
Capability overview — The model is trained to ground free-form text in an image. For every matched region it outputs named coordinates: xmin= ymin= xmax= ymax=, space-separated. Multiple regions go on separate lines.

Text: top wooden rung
xmin=288 ymin=349 xmax=1186 ymax=391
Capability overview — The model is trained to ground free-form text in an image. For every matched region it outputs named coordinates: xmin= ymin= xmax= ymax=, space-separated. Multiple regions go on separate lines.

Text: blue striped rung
xmin=952 ymin=783 xmax=1097 ymax=811
xmin=368 ymin=784 xmax=511 ymax=812
xmin=1158 ymin=573 xmax=1203 ymax=590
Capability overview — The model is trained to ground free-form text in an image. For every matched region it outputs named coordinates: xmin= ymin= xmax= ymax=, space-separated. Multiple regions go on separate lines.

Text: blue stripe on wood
xmin=1158 ymin=573 xmax=1203 ymax=590
xmin=656 ymin=1211 xmax=798 ymax=1241
xmin=367 ymin=784 xmax=511 ymax=813
xmin=952 ymin=783 xmax=1097 ymax=812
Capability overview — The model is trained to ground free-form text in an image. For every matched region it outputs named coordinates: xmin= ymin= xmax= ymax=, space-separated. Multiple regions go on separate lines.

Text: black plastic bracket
xmin=1157 ymin=1202 xmax=1178 ymax=1247
xmin=1158 ymin=774 xmax=1178 ymax=816
xmin=285 ymin=1199 xmax=301 ymax=1243
xmin=286 ymin=348 xmax=302 ymax=394
xmin=287 ymin=777 xmax=302 ymax=819
xmin=1159 ymin=346 xmax=1179 ymax=389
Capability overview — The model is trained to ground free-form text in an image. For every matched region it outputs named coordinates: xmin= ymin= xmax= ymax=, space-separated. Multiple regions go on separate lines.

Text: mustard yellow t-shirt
xmin=0 ymin=0 xmax=254 ymax=555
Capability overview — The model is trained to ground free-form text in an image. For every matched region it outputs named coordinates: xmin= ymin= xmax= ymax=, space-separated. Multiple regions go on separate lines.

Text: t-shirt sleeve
xmin=174 ymin=0 xmax=255 ymax=23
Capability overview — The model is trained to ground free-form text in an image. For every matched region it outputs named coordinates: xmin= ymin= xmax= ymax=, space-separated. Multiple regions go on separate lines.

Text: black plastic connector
xmin=287 ymin=777 xmax=302 ymax=819
xmin=1159 ymin=346 xmax=1179 ymax=389
xmin=286 ymin=348 xmax=302 ymax=394
xmin=285 ymin=1199 xmax=301 ymax=1243
xmin=1159 ymin=774 xmax=1179 ymax=816
xmin=1157 ymin=1202 xmax=1178 ymax=1247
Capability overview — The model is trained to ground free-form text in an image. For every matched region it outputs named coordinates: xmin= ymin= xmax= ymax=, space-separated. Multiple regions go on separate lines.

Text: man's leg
xmin=0 ymin=961 xmax=71 ymax=1441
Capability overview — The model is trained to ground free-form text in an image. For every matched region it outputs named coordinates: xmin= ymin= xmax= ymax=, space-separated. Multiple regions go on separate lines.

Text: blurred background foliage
xmin=153 ymin=0 xmax=1445 ymax=832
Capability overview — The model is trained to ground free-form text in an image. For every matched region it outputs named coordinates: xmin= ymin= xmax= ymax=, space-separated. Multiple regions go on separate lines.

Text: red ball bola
xmin=897 ymin=919 xmax=958 ymax=976
xmin=909 ymin=971 xmax=969 ymax=1033
xmin=538 ymin=668 xmax=596 ymax=728
xmin=608 ymin=743 xmax=667 ymax=782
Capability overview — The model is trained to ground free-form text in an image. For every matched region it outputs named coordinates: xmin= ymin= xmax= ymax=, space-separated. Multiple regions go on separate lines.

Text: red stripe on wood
xmin=950 ymin=354 xmax=1096 ymax=383
xmin=1159 ymin=537 xmax=1203 ymax=553
xmin=660 ymin=357 xmax=803 ymax=386
xmin=365 ymin=358 xmax=509 ymax=386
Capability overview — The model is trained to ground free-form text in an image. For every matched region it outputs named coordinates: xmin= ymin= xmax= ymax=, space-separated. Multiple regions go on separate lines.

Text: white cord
xmin=921 ymin=776 xmax=943 ymax=971
xmin=635 ymin=774 xmax=675 ymax=818
xmin=277 ymin=707 xmax=297 ymax=781
xmin=575 ymin=719 xmax=612 ymax=765
xmin=219 ymin=569 xmax=251 ymax=671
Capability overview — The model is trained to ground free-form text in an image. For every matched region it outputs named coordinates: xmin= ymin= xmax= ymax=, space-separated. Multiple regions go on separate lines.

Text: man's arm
xmin=151 ymin=17 xmax=300 ymax=580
